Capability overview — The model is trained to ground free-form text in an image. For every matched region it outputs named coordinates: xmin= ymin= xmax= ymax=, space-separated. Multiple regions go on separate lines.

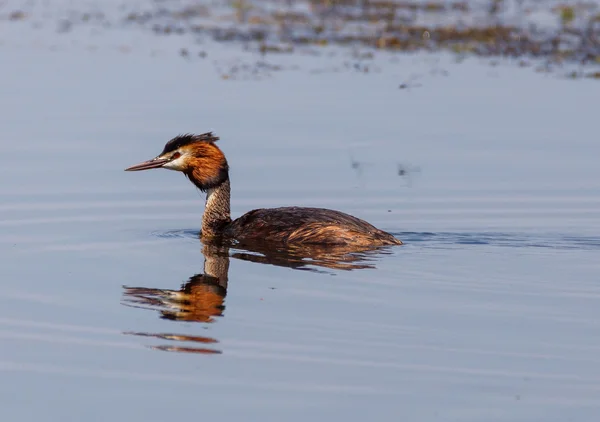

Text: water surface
xmin=1 ymin=12 xmax=600 ymax=421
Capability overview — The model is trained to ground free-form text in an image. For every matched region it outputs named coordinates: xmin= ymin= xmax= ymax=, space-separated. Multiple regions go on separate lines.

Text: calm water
xmin=2 ymin=9 xmax=600 ymax=421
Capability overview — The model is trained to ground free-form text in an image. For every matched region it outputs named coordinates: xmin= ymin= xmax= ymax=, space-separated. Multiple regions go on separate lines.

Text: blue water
xmin=1 ymin=3 xmax=600 ymax=421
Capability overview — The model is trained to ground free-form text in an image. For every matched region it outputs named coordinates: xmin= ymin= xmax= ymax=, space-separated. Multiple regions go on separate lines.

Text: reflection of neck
xmin=202 ymin=179 xmax=231 ymax=238
xmin=202 ymin=245 xmax=229 ymax=289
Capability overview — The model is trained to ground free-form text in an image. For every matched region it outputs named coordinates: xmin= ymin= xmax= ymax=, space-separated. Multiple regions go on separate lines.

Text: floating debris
xmin=397 ymin=163 xmax=422 ymax=187
xmin=398 ymin=74 xmax=423 ymax=90
xmin=8 ymin=10 xmax=26 ymax=21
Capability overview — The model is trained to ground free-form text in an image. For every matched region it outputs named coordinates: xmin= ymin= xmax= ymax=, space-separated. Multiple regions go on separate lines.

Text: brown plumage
xmin=125 ymin=132 xmax=402 ymax=247
xmin=225 ymin=206 xmax=400 ymax=246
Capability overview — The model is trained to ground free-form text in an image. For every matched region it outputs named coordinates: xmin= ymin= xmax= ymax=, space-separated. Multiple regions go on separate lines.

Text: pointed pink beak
xmin=125 ymin=157 xmax=169 ymax=171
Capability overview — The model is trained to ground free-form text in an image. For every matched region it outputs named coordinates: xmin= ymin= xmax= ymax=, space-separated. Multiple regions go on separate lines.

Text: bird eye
xmin=171 ymin=152 xmax=181 ymax=160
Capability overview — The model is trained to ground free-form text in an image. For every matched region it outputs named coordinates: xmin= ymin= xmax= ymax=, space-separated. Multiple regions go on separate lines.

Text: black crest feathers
xmin=162 ymin=132 xmax=220 ymax=155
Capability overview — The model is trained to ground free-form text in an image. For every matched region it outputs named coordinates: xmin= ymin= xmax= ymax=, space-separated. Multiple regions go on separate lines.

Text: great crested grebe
xmin=125 ymin=133 xmax=402 ymax=247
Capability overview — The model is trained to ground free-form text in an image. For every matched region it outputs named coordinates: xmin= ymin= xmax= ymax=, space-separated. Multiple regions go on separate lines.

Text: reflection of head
xmin=122 ymin=245 xmax=230 ymax=324
xmin=159 ymin=273 xmax=227 ymax=323
xmin=121 ymin=245 xmax=231 ymax=354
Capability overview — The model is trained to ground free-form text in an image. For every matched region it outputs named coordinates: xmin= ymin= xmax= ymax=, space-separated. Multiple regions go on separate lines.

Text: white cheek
xmin=162 ymin=156 xmax=186 ymax=171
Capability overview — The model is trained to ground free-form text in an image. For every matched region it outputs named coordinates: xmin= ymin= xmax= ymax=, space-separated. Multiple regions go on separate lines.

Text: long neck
xmin=202 ymin=178 xmax=231 ymax=238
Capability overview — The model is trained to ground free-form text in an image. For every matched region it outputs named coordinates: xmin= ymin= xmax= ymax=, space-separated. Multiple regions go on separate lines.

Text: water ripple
xmin=150 ymin=229 xmax=199 ymax=240
xmin=150 ymin=229 xmax=600 ymax=251
xmin=396 ymin=232 xmax=600 ymax=250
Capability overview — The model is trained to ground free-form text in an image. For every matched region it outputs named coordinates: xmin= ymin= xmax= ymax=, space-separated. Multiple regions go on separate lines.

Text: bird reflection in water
xmin=122 ymin=239 xmax=392 ymax=354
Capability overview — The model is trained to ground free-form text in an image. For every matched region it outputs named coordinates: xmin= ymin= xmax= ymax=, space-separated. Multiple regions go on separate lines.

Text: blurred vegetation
xmin=4 ymin=0 xmax=600 ymax=79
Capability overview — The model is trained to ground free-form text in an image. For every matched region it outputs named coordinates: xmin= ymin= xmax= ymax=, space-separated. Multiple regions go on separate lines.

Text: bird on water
xmin=125 ymin=133 xmax=402 ymax=247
